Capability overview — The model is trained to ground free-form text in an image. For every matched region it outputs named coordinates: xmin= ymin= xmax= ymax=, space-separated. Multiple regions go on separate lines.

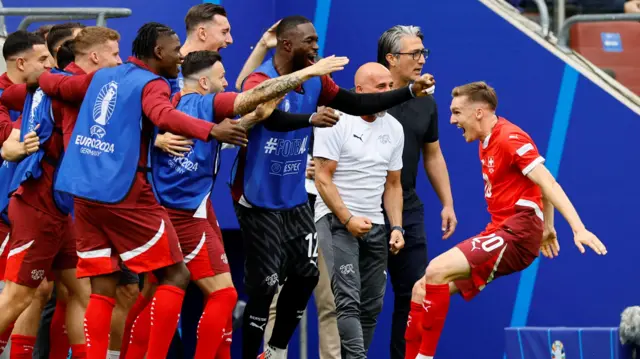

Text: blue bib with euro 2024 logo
xmin=10 ymin=68 xmax=74 ymax=215
xmin=54 ymin=62 xmax=165 ymax=204
xmin=0 ymin=89 xmax=22 ymax=223
xmin=235 ymin=58 xmax=321 ymax=210
xmin=150 ymin=93 xmax=221 ymax=211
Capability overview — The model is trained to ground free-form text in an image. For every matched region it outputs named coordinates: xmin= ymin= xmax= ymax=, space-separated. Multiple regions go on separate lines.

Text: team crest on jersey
xmin=27 ymin=89 xmax=44 ymax=133
xmin=487 ymin=156 xmax=495 ymax=174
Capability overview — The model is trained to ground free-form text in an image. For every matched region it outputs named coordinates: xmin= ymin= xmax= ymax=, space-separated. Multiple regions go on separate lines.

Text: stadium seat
xmin=569 ymin=21 xmax=640 ymax=96
xmin=504 ymin=327 xmax=634 ymax=359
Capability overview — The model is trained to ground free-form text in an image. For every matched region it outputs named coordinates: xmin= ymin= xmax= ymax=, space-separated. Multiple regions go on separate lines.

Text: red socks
xmin=405 ymin=302 xmax=424 ymax=359
xmin=0 ymin=321 xmax=14 ymax=355
xmin=49 ymin=301 xmax=70 ymax=359
xmin=193 ymin=287 xmax=237 ymax=359
xmin=70 ymin=344 xmax=87 ymax=359
xmin=124 ymin=301 xmax=151 ymax=359
xmin=120 ymin=294 xmax=151 ymax=358
xmin=84 ymin=294 xmax=115 ymax=359
xmin=9 ymin=334 xmax=36 ymax=359
xmin=215 ymin=316 xmax=233 ymax=359
xmin=418 ymin=284 xmax=451 ymax=357
xmin=145 ymin=285 xmax=185 ymax=359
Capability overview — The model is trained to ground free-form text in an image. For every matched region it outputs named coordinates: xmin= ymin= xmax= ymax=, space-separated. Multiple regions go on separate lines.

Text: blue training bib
xmin=233 ymin=58 xmax=321 ymax=210
xmin=55 ymin=63 xmax=166 ymax=204
xmin=150 ymin=93 xmax=220 ymax=211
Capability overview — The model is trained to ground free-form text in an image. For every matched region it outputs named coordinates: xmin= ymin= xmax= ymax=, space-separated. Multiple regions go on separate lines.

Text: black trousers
xmin=386 ymin=205 xmax=429 ymax=359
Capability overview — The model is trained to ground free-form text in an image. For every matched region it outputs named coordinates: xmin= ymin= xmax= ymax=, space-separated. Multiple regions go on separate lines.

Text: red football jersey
xmin=479 ymin=117 xmax=544 ymax=232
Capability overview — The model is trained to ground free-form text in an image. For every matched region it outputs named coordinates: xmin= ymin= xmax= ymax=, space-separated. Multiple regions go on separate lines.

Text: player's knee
xmin=157 ymin=262 xmax=191 ymax=290
xmin=411 ymin=277 xmax=426 ymax=303
xmin=90 ymin=272 xmax=120 ymax=298
xmin=71 ymin=278 xmax=91 ymax=308
xmin=424 ymin=258 xmax=450 ymax=285
xmin=34 ymin=280 xmax=53 ymax=302
xmin=116 ymin=283 xmax=140 ymax=310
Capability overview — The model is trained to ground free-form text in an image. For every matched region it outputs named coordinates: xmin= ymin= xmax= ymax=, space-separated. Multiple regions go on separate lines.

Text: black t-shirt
xmin=387 ymin=96 xmax=439 ymax=211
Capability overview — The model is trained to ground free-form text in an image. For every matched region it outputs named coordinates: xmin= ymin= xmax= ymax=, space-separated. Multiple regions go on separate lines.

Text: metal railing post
xmin=557 ymin=13 xmax=640 ymax=53
xmin=531 ymin=0 xmax=551 ymax=37
xmin=555 ymin=0 xmax=566 ymax=34
xmin=96 ymin=12 xmax=106 ymax=27
xmin=0 ymin=7 xmax=131 ymax=31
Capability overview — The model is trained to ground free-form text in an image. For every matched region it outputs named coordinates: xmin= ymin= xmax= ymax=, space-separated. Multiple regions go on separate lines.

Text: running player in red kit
xmin=404 ymin=82 xmax=608 ymax=359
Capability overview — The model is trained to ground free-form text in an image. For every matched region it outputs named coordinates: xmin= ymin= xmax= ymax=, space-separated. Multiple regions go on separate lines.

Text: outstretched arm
xmin=232 ymin=55 xmax=348 ymax=116
xmin=322 ymin=74 xmax=435 ymax=116
xmin=527 ymin=165 xmax=583 ymax=234
xmin=327 ymin=87 xmax=413 ymax=116
xmin=38 ymin=71 xmax=94 ymax=104
xmin=527 ymin=164 xmax=607 ymax=255
xmin=142 ymin=80 xmax=214 ymax=141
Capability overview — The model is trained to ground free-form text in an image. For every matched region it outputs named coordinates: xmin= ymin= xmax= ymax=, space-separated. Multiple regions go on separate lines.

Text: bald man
xmin=313 ymin=62 xmax=406 ymax=359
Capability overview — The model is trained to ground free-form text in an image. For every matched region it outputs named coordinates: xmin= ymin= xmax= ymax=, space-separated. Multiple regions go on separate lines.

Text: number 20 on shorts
xmin=472 ymin=233 xmax=505 ymax=252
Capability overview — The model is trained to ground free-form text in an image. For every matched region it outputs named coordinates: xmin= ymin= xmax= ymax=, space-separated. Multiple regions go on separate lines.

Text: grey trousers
xmin=316 ymin=214 xmax=388 ymax=359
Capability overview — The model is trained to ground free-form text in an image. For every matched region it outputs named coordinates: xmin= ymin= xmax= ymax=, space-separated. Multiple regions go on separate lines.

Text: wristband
xmin=309 ymin=112 xmax=316 ymax=124
xmin=391 ymin=226 xmax=405 ymax=235
xmin=343 ymin=214 xmax=354 ymax=226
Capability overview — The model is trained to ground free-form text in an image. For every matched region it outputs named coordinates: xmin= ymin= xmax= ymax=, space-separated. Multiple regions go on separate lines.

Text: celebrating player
xmin=0 ymin=30 xmax=54 ymax=358
xmin=149 ymin=50 xmax=282 ymax=359
xmin=405 ymin=81 xmax=607 ymax=359
xmin=0 ymin=30 xmax=47 ymax=356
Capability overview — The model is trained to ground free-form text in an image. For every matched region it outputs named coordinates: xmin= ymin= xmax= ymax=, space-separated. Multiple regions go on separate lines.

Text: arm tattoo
xmin=234 ymin=73 xmax=306 ymax=115
xmin=237 ymin=112 xmax=261 ymax=131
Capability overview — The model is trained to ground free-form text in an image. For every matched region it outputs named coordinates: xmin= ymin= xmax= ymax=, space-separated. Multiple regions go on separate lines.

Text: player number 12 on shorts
xmin=305 ymin=232 xmax=319 ymax=259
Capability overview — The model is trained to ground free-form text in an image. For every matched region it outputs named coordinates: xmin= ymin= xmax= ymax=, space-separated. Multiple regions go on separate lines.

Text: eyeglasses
xmin=394 ymin=48 xmax=430 ymax=61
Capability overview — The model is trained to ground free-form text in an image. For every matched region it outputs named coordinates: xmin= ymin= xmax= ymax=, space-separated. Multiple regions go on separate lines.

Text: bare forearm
xmin=1 ymin=138 xmax=26 ymax=161
xmin=237 ymin=112 xmax=261 ymax=131
xmin=541 ymin=181 xmax=585 ymax=233
xmin=315 ymin=176 xmax=351 ymax=224
xmin=233 ymin=69 xmax=311 ymax=115
xmin=542 ymin=195 xmax=554 ymax=229
xmin=425 ymin=154 xmax=454 ymax=207
xmin=383 ymin=184 xmax=403 ymax=227
xmin=235 ymin=42 xmax=269 ymax=91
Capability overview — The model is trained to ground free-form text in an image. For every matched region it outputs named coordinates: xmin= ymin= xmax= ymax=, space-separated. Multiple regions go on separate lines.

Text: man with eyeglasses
xmin=377 ymin=25 xmax=457 ymax=359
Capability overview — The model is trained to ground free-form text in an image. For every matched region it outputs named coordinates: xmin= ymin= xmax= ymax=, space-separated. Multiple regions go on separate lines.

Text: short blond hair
xmin=451 ymin=81 xmax=498 ymax=111
xmin=73 ymin=26 xmax=120 ymax=55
